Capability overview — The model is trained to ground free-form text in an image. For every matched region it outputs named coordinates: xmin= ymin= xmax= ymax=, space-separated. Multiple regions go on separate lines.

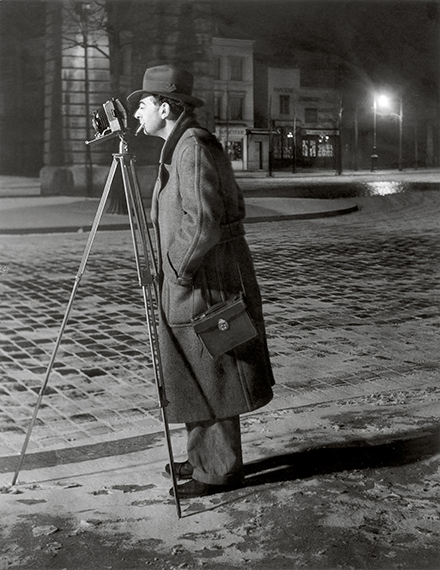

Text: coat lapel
xmin=159 ymin=111 xmax=199 ymax=167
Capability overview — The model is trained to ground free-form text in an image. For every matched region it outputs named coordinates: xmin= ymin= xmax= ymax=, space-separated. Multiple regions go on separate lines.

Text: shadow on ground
xmin=243 ymin=425 xmax=440 ymax=487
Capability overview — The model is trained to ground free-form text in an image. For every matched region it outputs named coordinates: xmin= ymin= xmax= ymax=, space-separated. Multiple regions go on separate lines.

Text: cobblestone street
xmin=1 ymin=181 xmax=439 ymax=569
xmin=0 ymin=189 xmax=439 ymax=465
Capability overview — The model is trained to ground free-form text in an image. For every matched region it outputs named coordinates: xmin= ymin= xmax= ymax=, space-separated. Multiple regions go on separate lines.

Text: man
xmin=127 ymin=64 xmax=275 ymax=499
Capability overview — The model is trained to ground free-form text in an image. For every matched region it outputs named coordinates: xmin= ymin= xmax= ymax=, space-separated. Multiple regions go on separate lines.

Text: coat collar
xmin=159 ymin=111 xmax=201 ymax=165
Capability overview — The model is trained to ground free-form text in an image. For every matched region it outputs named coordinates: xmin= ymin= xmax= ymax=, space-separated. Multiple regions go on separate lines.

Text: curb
xmin=0 ymin=223 xmax=132 ymax=236
xmin=0 ymin=429 xmax=176 ymax=475
xmin=244 ymin=204 xmax=358 ymax=224
xmin=0 ymin=205 xmax=359 ymax=235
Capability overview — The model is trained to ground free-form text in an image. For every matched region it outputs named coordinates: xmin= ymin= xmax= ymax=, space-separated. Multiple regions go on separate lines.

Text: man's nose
xmin=134 ymin=109 xmax=140 ymax=119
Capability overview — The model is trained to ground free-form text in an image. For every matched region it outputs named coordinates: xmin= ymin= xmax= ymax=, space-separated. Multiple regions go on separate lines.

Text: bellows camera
xmin=90 ymin=98 xmax=128 ymax=141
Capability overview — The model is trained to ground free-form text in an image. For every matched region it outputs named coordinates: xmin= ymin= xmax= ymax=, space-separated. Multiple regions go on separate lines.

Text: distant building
xmin=1 ymin=1 xmax=436 ymax=189
xmin=212 ymin=37 xmax=255 ymax=171
xmin=254 ymin=58 xmax=341 ymax=170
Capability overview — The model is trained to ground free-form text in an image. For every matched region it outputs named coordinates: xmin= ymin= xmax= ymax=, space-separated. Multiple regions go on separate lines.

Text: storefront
xmin=215 ymin=125 xmax=247 ymax=170
xmin=300 ymin=128 xmax=339 ymax=168
xmin=271 ymin=125 xmax=298 ymax=169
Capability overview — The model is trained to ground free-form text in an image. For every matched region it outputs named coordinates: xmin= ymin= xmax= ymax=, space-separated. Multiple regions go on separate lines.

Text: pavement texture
xmin=0 ymin=169 xmax=439 ymax=569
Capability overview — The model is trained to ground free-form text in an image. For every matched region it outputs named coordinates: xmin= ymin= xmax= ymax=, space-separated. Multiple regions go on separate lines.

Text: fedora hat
xmin=127 ymin=64 xmax=204 ymax=107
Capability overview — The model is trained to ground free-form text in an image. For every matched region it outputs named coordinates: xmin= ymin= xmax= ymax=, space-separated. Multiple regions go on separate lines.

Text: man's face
xmin=134 ymin=95 xmax=164 ymax=137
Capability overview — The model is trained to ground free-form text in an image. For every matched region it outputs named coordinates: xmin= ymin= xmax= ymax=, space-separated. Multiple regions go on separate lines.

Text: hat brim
xmin=127 ymin=89 xmax=204 ymax=107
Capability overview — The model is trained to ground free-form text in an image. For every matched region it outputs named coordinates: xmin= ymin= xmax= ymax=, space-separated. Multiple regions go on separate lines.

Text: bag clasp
xmin=217 ymin=318 xmax=230 ymax=332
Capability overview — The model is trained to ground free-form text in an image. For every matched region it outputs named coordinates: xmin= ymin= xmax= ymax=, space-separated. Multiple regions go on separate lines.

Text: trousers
xmin=185 ymin=416 xmax=244 ymax=485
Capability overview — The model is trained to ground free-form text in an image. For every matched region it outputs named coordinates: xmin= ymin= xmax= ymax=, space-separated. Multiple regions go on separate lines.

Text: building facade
xmin=2 ymin=1 xmax=437 ymax=189
xmin=254 ymin=61 xmax=341 ymax=171
xmin=41 ymin=1 xmax=113 ymax=195
xmin=212 ymin=37 xmax=255 ymax=171
xmin=38 ymin=0 xmax=215 ymax=196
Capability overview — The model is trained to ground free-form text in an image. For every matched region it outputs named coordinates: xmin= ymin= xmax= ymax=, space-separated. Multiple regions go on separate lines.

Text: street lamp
xmin=287 ymin=130 xmax=296 ymax=173
xmin=336 ymin=92 xmax=343 ymax=175
xmin=353 ymin=105 xmax=359 ymax=171
xmin=371 ymin=94 xmax=378 ymax=171
xmin=267 ymin=95 xmax=273 ymax=177
xmin=398 ymin=95 xmax=403 ymax=171
xmin=371 ymin=93 xmax=390 ymax=171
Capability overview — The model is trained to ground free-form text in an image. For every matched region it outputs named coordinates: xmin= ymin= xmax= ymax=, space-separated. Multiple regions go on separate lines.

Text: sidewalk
xmin=1 ymin=391 xmax=438 ymax=569
xmin=0 ymin=195 xmax=359 ymax=234
xmin=1 ymin=167 xmax=439 ymax=234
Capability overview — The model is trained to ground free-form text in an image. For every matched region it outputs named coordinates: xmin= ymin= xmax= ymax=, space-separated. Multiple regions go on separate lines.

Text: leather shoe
xmin=169 ymin=478 xmax=242 ymax=499
xmin=164 ymin=460 xmax=193 ymax=480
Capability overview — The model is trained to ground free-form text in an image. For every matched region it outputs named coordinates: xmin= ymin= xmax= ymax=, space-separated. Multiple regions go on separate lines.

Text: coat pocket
xmin=162 ymin=277 xmax=207 ymax=326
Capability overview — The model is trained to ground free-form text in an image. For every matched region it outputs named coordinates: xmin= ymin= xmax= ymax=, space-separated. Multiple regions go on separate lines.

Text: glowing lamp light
xmin=377 ymin=94 xmax=391 ymax=109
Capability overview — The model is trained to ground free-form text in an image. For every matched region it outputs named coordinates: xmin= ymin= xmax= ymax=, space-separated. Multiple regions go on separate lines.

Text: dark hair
xmin=152 ymin=95 xmax=192 ymax=117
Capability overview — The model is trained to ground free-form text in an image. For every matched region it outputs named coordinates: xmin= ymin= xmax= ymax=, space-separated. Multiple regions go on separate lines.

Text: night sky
xmin=212 ymin=0 xmax=439 ymax=96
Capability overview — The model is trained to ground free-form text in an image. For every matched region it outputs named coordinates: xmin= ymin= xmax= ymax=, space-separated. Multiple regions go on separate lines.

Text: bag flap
xmin=192 ymin=294 xmax=248 ymax=333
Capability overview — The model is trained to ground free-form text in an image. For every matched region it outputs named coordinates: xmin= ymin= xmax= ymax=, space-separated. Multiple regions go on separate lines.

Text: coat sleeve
xmin=165 ymin=139 xmax=225 ymax=286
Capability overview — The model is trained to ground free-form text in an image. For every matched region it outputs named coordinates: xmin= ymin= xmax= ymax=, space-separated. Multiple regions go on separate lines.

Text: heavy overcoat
xmin=150 ymin=111 xmax=274 ymax=423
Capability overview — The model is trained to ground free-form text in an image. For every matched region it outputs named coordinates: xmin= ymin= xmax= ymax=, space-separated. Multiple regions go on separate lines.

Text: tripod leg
xmin=119 ymin=156 xmax=182 ymax=518
xmin=12 ymin=158 xmax=119 ymax=486
xmin=127 ymin=159 xmax=158 ymax=283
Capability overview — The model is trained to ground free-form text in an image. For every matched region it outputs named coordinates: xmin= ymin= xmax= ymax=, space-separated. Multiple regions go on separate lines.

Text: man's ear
xmin=160 ymin=102 xmax=171 ymax=119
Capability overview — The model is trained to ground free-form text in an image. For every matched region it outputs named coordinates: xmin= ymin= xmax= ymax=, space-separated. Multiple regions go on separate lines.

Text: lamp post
xmin=414 ymin=120 xmax=419 ymax=170
xmin=267 ymin=95 xmax=273 ymax=177
xmin=371 ymin=94 xmax=378 ymax=171
xmin=371 ymin=93 xmax=391 ymax=171
xmin=287 ymin=130 xmax=296 ymax=173
xmin=336 ymin=92 xmax=343 ymax=175
xmin=353 ymin=105 xmax=359 ymax=171
xmin=290 ymin=96 xmax=297 ymax=173
xmin=398 ymin=95 xmax=403 ymax=171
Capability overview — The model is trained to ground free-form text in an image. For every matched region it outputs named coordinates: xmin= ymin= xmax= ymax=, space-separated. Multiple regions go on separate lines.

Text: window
xmin=302 ymin=139 xmax=317 ymax=157
xmin=279 ymin=95 xmax=290 ymax=115
xmin=213 ymin=56 xmax=221 ymax=80
xmin=214 ymin=94 xmax=221 ymax=119
xmin=318 ymin=142 xmax=333 ymax=157
xmin=229 ymin=95 xmax=244 ymax=120
xmin=227 ymin=141 xmax=243 ymax=161
xmin=229 ymin=57 xmax=244 ymax=81
xmin=305 ymin=108 xmax=318 ymax=123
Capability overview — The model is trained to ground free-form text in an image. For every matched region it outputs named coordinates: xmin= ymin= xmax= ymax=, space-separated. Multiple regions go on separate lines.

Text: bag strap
xmin=201 ymin=267 xmax=218 ymax=307
xmin=200 ymin=241 xmax=246 ymax=311
xmin=231 ymin=240 xmax=246 ymax=297
xmin=201 ymin=160 xmax=246 ymax=309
